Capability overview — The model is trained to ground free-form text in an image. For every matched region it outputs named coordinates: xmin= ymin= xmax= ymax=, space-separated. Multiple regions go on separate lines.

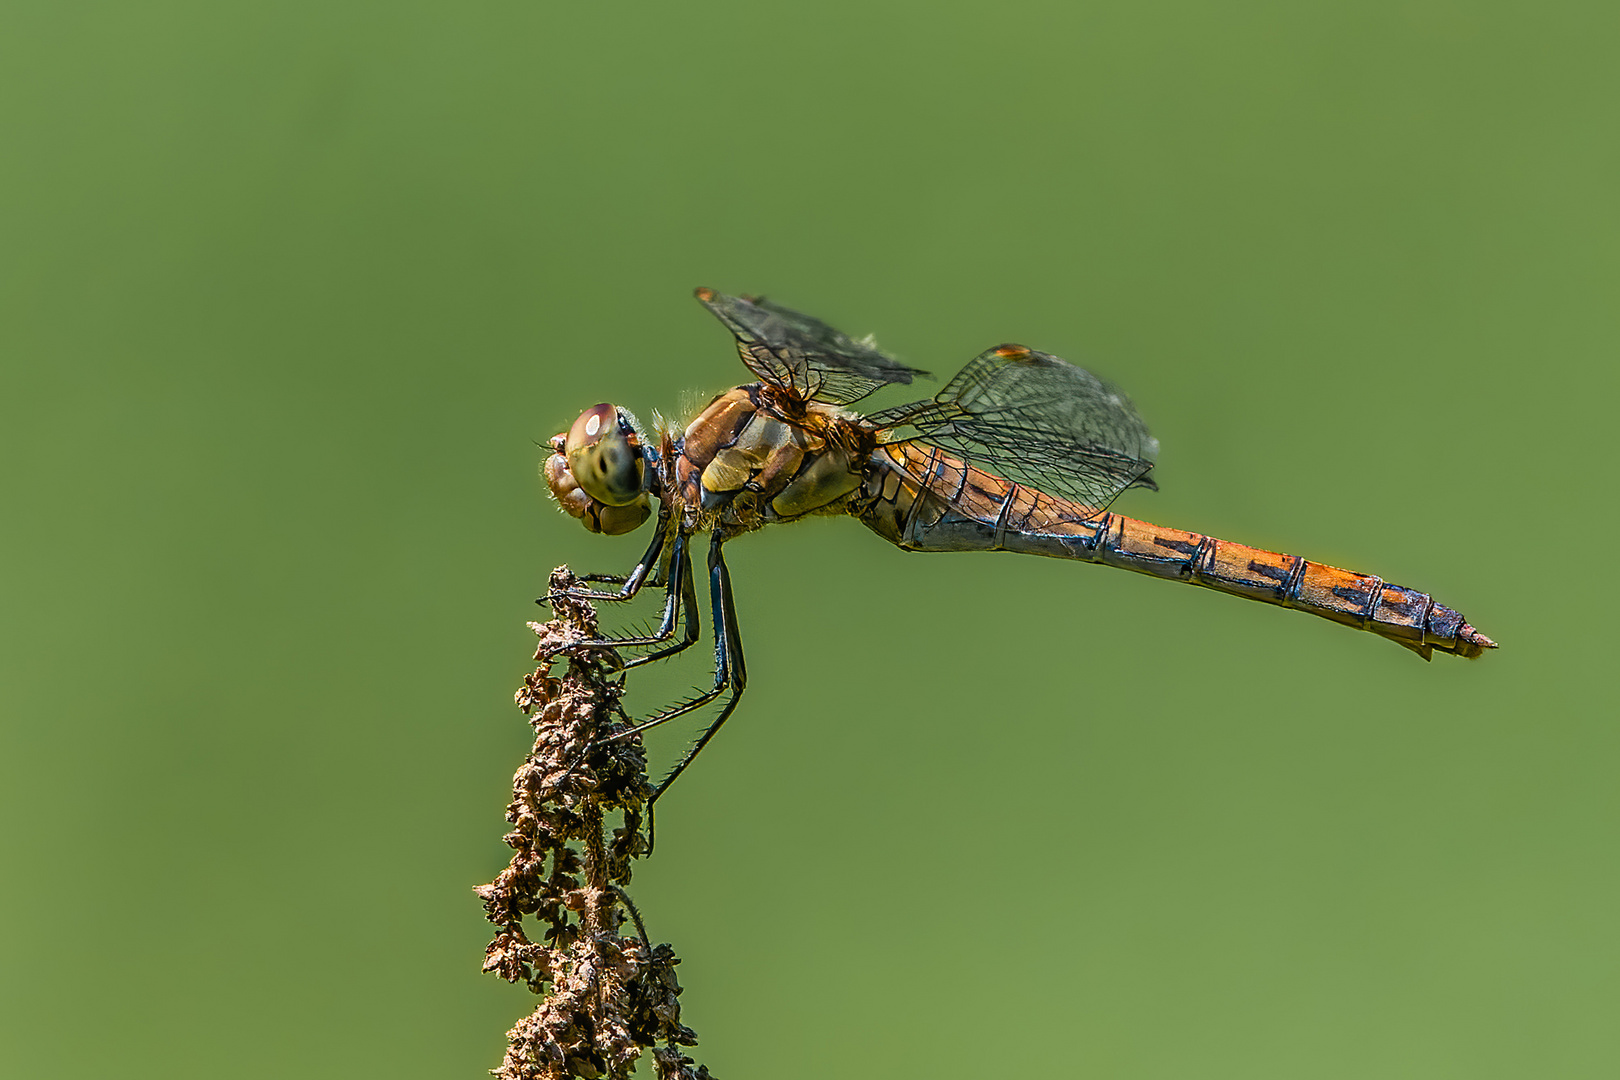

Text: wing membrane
xmin=695 ymin=288 xmax=930 ymax=405
xmin=867 ymin=344 xmax=1159 ymax=517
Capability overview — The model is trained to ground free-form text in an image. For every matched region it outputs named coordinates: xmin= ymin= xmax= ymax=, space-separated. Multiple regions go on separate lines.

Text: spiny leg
xmin=548 ymin=536 xmax=705 ymax=796
xmin=587 ymin=530 xmax=746 ymax=851
xmin=536 ymin=505 xmax=691 ymax=661
xmin=544 ymin=536 xmax=696 ymax=791
xmin=556 ymin=523 xmax=747 ymax=817
xmin=540 ymin=505 xmax=669 ymax=606
xmin=622 ymin=533 xmax=702 ymax=668
xmin=597 ymin=529 xmax=744 ymax=759
xmin=587 ymin=529 xmax=699 ymax=663
xmin=645 ymin=529 xmax=748 ymax=804
xmin=605 ymin=592 xmax=732 ymax=751
xmin=558 ymin=529 xmax=706 ymax=667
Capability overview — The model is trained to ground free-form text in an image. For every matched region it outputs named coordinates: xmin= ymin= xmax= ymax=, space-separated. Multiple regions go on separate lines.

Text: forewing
xmin=695 ymin=288 xmax=930 ymax=405
xmin=867 ymin=344 xmax=1160 ymax=517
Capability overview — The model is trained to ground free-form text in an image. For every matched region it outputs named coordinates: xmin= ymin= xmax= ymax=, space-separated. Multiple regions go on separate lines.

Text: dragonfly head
xmin=544 ymin=403 xmax=653 ymax=535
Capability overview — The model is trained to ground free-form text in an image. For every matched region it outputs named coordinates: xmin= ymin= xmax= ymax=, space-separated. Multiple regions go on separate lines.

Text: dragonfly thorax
xmin=675 ymin=385 xmax=871 ymax=529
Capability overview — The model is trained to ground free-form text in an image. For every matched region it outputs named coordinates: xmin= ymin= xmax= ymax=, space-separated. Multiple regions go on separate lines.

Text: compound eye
xmin=565 ymin=403 xmax=645 ymax=506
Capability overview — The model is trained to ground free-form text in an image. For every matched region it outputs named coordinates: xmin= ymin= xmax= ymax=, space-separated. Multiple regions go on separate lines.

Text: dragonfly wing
xmin=867 ymin=344 xmax=1159 ymax=518
xmin=695 ymin=288 xmax=930 ymax=405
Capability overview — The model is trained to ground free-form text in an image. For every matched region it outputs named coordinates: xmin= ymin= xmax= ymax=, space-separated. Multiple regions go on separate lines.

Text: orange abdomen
xmin=856 ymin=443 xmax=1495 ymax=660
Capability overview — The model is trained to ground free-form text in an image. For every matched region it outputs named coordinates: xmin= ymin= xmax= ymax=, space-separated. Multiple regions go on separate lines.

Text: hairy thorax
xmin=672 ymin=384 xmax=875 ymax=535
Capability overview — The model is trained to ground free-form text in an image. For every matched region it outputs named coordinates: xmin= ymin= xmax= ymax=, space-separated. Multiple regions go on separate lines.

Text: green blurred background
xmin=4 ymin=1 xmax=1616 ymax=1076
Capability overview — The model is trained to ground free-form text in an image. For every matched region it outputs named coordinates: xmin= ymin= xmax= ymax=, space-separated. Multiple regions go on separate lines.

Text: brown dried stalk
xmin=476 ymin=567 xmax=712 ymax=1080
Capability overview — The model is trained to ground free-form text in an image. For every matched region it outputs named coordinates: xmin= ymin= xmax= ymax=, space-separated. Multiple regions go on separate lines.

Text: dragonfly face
xmin=544 ymin=403 xmax=653 ymax=535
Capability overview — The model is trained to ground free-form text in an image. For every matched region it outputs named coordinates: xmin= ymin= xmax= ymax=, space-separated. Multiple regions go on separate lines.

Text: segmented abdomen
xmin=856 ymin=444 xmax=1495 ymax=660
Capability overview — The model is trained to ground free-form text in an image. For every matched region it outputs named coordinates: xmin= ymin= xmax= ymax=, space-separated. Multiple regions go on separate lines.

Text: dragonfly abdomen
xmin=857 ymin=444 xmax=1494 ymax=660
xmin=1092 ymin=516 xmax=1493 ymax=659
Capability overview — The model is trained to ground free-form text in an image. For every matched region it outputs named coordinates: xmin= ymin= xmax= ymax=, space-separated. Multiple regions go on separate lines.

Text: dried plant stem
xmin=476 ymin=567 xmax=712 ymax=1080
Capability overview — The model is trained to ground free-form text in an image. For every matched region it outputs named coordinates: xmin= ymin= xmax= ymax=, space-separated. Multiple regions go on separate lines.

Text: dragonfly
xmin=543 ymin=288 xmax=1495 ymax=799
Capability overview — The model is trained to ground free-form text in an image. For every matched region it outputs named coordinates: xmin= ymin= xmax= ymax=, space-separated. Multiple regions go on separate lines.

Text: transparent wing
xmin=866 ymin=343 xmax=1160 ymax=516
xmin=695 ymin=287 xmax=930 ymax=405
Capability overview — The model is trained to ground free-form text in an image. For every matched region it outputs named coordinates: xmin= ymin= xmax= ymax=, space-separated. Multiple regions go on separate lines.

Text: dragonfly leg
xmin=642 ymin=530 xmax=748 ymax=804
xmin=540 ymin=506 xmax=669 ymax=605
xmin=621 ymin=533 xmax=702 ymax=668
xmin=592 ymin=530 xmax=744 ymax=810
xmin=599 ymin=543 xmax=730 ymax=744
xmin=557 ymin=529 xmax=704 ymax=666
